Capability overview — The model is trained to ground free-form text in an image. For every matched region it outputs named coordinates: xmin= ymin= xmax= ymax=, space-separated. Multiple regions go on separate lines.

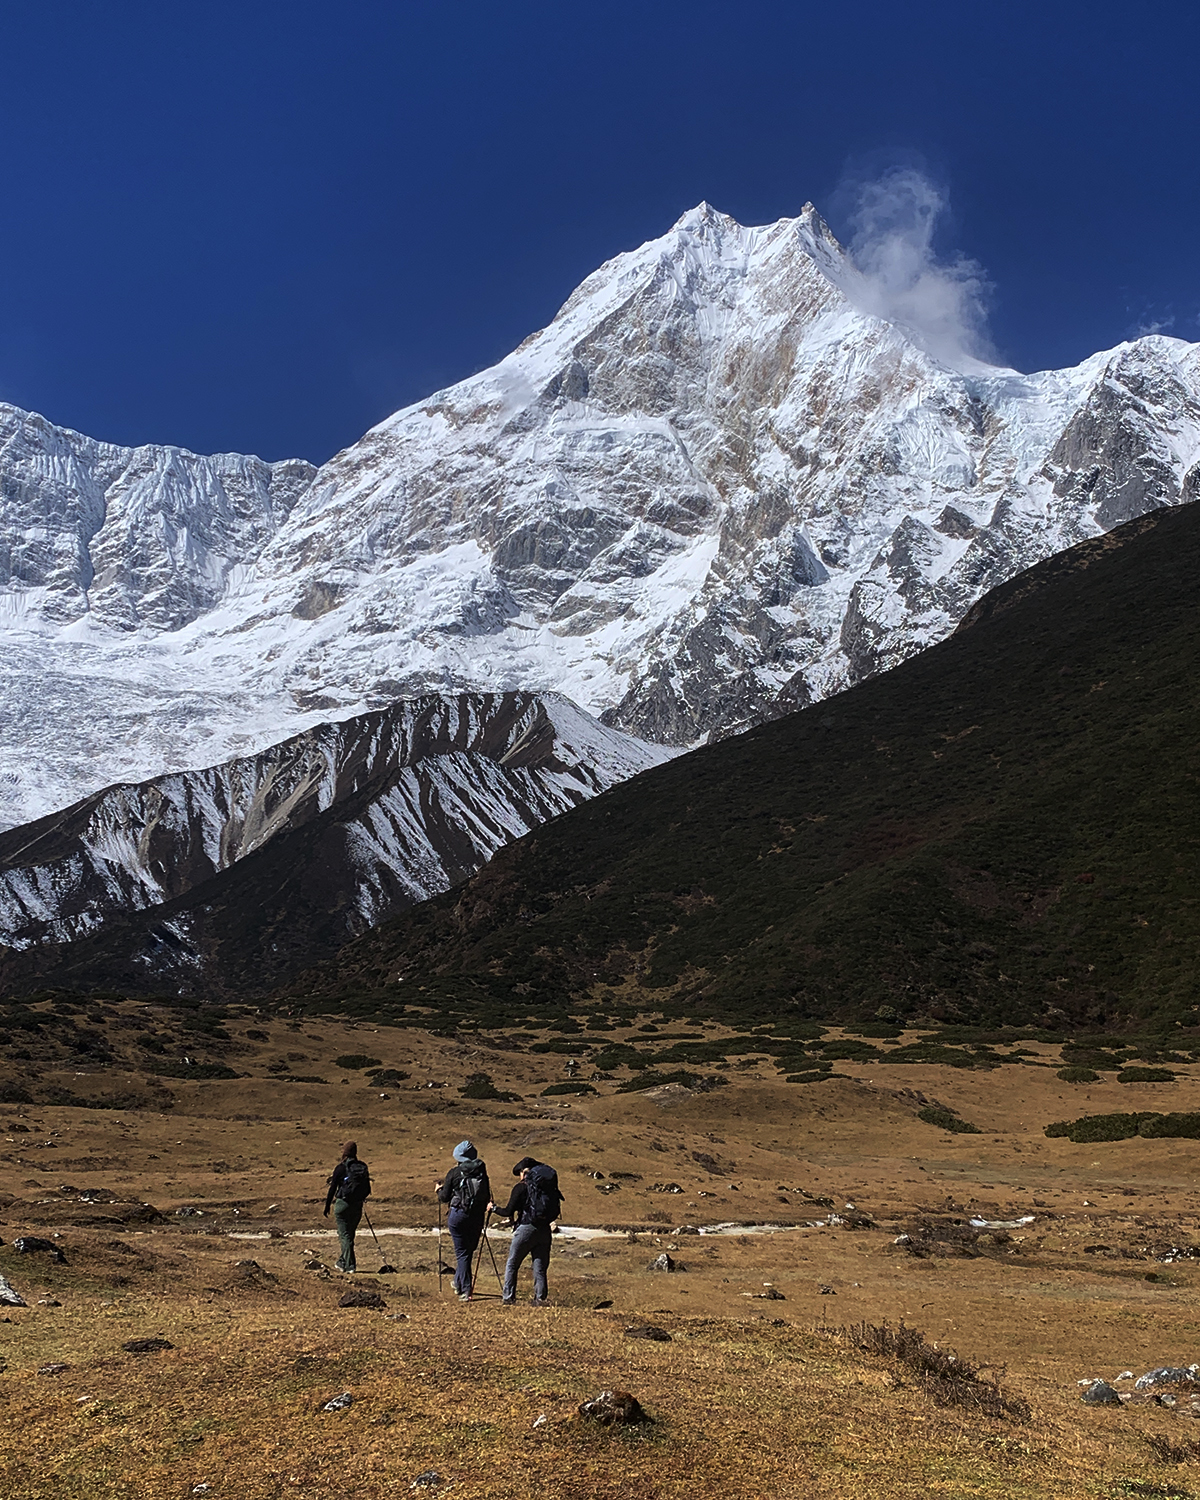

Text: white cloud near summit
xmin=839 ymin=168 xmax=998 ymax=372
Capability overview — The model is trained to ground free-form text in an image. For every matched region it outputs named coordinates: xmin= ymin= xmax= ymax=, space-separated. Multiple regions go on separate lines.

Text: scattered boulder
xmin=409 ymin=1473 xmax=443 ymax=1490
xmin=648 ymin=1253 xmax=682 ymax=1272
xmin=648 ymin=1183 xmax=683 ymax=1194
xmin=1135 ymin=1366 xmax=1200 ymax=1390
xmin=38 ymin=1363 xmax=69 ymax=1376
xmin=818 ymin=1284 xmax=836 ymax=1295
xmin=122 ymin=1338 xmax=175 ymax=1354
xmin=37 ymin=1296 xmax=61 ymax=1307
xmin=578 ymin=1389 xmax=650 ymax=1425
xmin=592 ymin=1299 xmax=614 ymax=1310
xmin=0 ymin=1275 xmax=27 ymax=1308
xmin=624 ymin=1325 xmax=671 ymax=1342
xmin=175 ymin=1206 xmax=203 ymax=1217
xmin=755 ymin=1288 xmax=786 ymax=1301
xmin=14 ymin=1236 xmax=66 ymax=1264
xmin=339 ymin=1289 xmax=386 ymax=1309
xmin=322 ymin=1391 xmax=353 ymax=1412
xmin=1081 ymin=1380 xmax=1121 ymax=1405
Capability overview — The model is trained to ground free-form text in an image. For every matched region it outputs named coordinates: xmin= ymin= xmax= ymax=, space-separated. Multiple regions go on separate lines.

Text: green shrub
xmin=334 ymin=1053 xmax=382 ymax=1070
xmin=877 ymin=1044 xmax=997 ymax=1069
xmin=785 ymin=1071 xmax=838 ymax=1084
xmin=540 ymin=1082 xmax=596 ymax=1096
xmin=1117 ymin=1067 xmax=1176 ymax=1083
xmin=592 ymin=1046 xmax=648 ymax=1071
xmin=1043 ymin=1112 xmax=1151 ymax=1143
xmin=143 ymin=1061 xmax=240 ymax=1080
xmin=460 ymin=1071 xmax=520 ymax=1101
xmin=1057 ymin=1066 xmax=1101 ymax=1083
xmin=367 ymin=1068 xmax=410 ymax=1087
xmin=917 ymin=1106 xmax=982 ymax=1134
xmin=820 ymin=1040 xmax=881 ymax=1061
xmin=1139 ymin=1112 xmax=1200 ymax=1139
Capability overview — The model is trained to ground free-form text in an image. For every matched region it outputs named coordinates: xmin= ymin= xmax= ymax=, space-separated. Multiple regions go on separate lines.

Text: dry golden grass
xmin=4 ymin=1013 xmax=1200 ymax=1497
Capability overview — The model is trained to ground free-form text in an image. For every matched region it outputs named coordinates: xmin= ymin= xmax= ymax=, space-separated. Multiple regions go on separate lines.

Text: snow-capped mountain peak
xmin=2 ymin=203 xmax=1199 ymax=832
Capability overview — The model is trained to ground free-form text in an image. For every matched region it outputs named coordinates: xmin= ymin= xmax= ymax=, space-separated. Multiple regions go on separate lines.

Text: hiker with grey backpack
xmin=323 ymin=1140 xmax=371 ymax=1273
xmin=492 ymin=1156 xmax=563 ymax=1305
xmin=436 ymin=1140 xmax=493 ymax=1300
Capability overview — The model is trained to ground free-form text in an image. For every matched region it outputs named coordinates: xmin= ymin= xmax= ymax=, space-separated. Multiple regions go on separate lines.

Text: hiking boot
xmin=532 ymin=1298 xmax=548 ymax=1306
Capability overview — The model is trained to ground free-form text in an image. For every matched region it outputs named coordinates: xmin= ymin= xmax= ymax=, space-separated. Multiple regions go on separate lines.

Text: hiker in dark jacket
xmin=493 ymin=1155 xmax=563 ymax=1305
xmin=436 ymin=1140 xmax=492 ymax=1300
xmin=323 ymin=1140 xmax=371 ymax=1273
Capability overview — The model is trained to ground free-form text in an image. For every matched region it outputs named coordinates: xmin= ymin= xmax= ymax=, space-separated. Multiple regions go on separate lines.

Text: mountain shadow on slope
xmin=277 ymin=504 xmax=1200 ymax=1033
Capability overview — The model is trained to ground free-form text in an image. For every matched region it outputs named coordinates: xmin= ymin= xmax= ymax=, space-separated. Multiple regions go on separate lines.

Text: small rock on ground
xmin=410 ymin=1472 xmax=443 ymax=1489
xmin=578 ymin=1389 xmax=650 ymax=1425
xmin=122 ymin=1338 xmax=175 ymax=1354
xmin=14 ymin=1236 xmax=66 ymax=1264
xmin=322 ymin=1392 xmax=353 ymax=1412
xmin=1135 ymin=1366 xmax=1200 ymax=1390
xmin=339 ymin=1289 xmax=386 ymax=1309
xmin=38 ymin=1363 xmax=69 ymax=1376
xmin=624 ymin=1325 xmax=671 ymax=1342
xmin=0 ymin=1275 xmax=26 ymax=1308
xmin=1081 ymin=1380 xmax=1122 ymax=1405
xmin=648 ymin=1253 xmax=682 ymax=1272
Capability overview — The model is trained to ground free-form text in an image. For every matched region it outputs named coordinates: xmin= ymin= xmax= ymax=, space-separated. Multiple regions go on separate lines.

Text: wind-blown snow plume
xmin=842 ymin=168 xmax=996 ymax=372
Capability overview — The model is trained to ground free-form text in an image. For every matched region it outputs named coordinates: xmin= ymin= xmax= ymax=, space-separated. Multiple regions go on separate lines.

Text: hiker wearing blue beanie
xmin=435 ymin=1140 xmax=492 ymax=1300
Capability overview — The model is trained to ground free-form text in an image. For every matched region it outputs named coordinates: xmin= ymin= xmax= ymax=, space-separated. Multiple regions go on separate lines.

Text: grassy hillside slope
xmin=282 ymin=504 xmax=1200 ymax=1032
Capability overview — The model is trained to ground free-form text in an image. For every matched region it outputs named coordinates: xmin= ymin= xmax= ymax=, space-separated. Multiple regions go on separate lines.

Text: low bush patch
xmin=918 ymin=1106 xmax=982 ymax=1134
xmin=334 ymin=1053 xmax=382 ymax=1070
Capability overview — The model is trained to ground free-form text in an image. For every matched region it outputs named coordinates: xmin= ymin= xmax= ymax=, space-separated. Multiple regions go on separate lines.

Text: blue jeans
xmin=447 ymin=1209 xmax=484 ymax=1296
xmin=503 ymin=1222 xmax=551 ymax=1303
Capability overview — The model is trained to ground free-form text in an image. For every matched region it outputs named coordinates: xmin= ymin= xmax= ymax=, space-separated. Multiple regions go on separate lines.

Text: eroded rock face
xmin=3 ymin=203 xmax=1200 ymax=830
xmin=0 ymin=692 xmax=671 ymax=969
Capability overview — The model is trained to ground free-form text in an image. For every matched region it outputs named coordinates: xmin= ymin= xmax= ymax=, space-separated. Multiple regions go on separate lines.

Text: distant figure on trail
xmin=323 ymin=1139 xmax=371 ymax=1274
xmin=493 ymin=1155 xmax=563 ymax=1306
xmin=436 ymin=1140 xmax=492 ymax=1300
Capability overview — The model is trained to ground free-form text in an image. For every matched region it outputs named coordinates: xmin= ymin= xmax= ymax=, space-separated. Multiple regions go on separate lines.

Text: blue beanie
xmin=452 ymin=1140 xmax=477 ymax=1162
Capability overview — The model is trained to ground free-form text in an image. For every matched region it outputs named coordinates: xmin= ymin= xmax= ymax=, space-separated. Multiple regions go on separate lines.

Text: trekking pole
xmin=470 ymin=1219 xmax=488 ymax=1298
xmin=363 ymin=1212 xmax=395 ymax=1274
xmin=437 ymin=1198 xmax=446 ymax=1298
xmin=484 ymin=1210 xmax=505 ymax=1291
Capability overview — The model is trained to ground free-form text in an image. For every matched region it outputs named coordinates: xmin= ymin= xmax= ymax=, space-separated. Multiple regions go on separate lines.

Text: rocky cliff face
xmin=0 ymin=691 xmax=670 ymax=987
xmin=3 ymin=203 xmax=1199 ymax=832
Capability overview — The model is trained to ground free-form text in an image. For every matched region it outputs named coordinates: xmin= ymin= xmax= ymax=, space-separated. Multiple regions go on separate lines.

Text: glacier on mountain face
xmin=2 ymin=202 xmax=1200 ymax=833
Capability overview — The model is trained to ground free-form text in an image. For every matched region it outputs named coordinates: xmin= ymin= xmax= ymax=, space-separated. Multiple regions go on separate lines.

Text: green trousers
xmin=333 ymin=1198 xmax=362 ymax=1271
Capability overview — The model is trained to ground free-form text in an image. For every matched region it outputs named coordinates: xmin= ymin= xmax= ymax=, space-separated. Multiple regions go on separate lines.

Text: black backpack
xmin=524 ymin=1163 xmax=562 ymax=1225
xmin=337 ymin=1159 xmax=371 ymax=1205
xmin=452 ymin=1159 xmax=487 ymax=1216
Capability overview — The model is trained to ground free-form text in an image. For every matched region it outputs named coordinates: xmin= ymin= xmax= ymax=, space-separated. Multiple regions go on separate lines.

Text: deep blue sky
xmin=2 ymin=1 xmax=1198 ymax=464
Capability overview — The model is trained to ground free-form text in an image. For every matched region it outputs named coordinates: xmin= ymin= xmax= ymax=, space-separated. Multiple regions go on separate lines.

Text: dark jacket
xmin=324 ymin=1156 xmax=370 ymax=1214
xmin=437 ymin=1159 xmax=491 ymax=1217
xmin=494 ymin=1174 xmax=562 ymax=1227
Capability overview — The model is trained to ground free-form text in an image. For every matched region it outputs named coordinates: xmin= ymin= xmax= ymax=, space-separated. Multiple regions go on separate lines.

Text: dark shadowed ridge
xmin=274 ymin=504 xmax=1200 ymax=1034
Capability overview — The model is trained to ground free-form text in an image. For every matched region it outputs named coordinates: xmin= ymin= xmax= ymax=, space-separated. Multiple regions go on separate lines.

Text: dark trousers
xmin=447 ymin=1208 xmax=484 ymax=1296
xmin=503 ymin=1222 xmax=551 ymax=1303
xmin=333 ymin=1198 xmax=361 ymax=1271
